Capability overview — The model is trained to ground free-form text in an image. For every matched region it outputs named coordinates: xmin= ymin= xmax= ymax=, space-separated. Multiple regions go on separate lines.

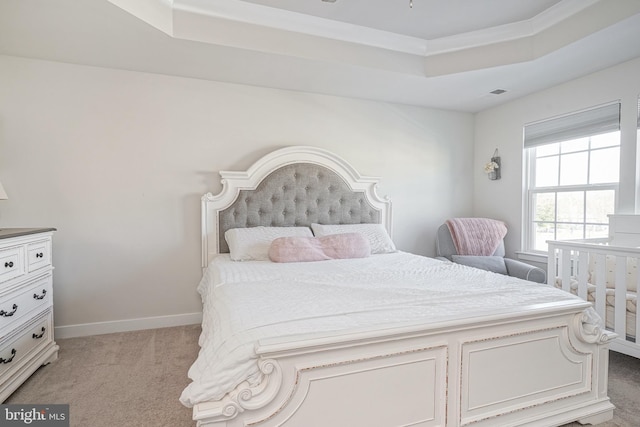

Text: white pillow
xmin=225 ymin=226 xmax=313 ymax=261
xmin=310 ymin=223 xmax=396 ymax=254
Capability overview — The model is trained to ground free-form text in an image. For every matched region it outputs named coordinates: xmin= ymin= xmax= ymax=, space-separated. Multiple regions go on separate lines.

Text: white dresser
xmin=0 ymin=228 xmax=58 ymax=401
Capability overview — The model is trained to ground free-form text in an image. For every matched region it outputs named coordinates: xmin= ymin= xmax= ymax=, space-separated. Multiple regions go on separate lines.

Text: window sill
xmin=515 ymin=251 xmax=548 ymax=264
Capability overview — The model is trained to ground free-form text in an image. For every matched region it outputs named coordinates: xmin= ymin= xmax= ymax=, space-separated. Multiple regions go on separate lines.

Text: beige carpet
xmin=5 ymin=325 xmax=640 ymax=427
xmin=6 ymin=325 xmax=199 ymax=427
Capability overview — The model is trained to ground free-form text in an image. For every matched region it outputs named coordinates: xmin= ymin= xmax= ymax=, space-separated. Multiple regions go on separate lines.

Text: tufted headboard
xmin=201 ymin=146 xmax=392 ymax=267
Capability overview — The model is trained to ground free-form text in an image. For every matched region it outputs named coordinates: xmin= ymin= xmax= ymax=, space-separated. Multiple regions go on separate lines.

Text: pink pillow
xmin=269 ymin=233 xmax=371 ymax=263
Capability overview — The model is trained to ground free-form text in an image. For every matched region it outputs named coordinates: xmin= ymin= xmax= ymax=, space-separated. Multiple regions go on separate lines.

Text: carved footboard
xmin=193 ymin=301 xmax=615 ymax=427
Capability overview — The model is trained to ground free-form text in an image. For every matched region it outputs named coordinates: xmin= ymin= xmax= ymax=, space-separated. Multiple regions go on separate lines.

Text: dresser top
xmin=0 ymin=228 xmax=56 ymax=240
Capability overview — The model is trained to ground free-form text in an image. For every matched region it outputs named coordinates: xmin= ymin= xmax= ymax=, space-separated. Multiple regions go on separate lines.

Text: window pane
xmin=536 ymin=143 xmax=559 ymax=157
xmin=585 ymin=190 xmax=615 ymax=223
xmin=533 ymin=193 xmax=555 ymax=222
xmin=533 ymin=222 xmax=555 ymax=252
xmin=557 ymin=191 xmax=584 ymax=222
xmin=535 ymin=156 xmax=558 ymax=187
xmin=585 ymin=224 xmax=609 ymax=239
xmin=557 ymin=223 xmax=584 ymax=240
xmin=589 ymin=147 xmax=619 ymax=184
xmin=561 ymin=137 xmax=589 ymax=153
xmin=525 ymin=110 xmax=620 ymax=253
xmin=591 ymin=131 xmax=620 ymax=149
xmin=560 ymin=152 xmax=588 ymax=185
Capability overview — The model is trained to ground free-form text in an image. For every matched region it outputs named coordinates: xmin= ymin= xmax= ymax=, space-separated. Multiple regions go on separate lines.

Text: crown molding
xmin=109 ymin=0 xmax=604 ymax=56
xmin=107 ymin=0 xmax=640 ymax=76
xmin=109 ymin=0 xmax=173 ymax=33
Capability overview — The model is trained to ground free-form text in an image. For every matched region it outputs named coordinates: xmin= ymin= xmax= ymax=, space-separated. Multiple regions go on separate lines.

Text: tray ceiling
xmin=2 ymin=0 xmax=640 ymax=112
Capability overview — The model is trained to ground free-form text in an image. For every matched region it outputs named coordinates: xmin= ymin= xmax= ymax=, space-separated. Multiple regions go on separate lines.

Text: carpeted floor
xmin=6 ymin=325 xmax=199 ymax=427
xmin=5 ymin=325 xmax=640 ymax=427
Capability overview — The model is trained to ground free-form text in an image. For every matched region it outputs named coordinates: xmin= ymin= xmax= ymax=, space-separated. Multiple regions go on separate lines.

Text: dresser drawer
xmin=0 ymin=311 xmax=52 ymax=379
xmin=0 ymin=229 xmax=57 ymax=402
xmin=0 ymin=275 xmax=52 ymax=338
xmin=27 ymin=239 xmax=52 ymax=273
xmin=0 ymin=246 xmax=25 ymax=284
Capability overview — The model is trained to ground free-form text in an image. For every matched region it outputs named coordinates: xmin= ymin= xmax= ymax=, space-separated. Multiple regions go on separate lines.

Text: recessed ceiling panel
xmin=238 ymin=0 xmax=562 ymax=39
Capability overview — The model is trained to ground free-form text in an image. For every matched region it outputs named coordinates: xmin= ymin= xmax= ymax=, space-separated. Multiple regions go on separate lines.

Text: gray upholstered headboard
xmin=218 ymin=163 xmax=380 ymax=253
xmin=201 ymin=146 xmax=392 ymax=267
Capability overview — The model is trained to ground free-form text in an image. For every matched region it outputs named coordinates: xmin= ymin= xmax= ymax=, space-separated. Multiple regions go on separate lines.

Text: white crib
xmin=547 ymin=214 xmax=640 ymax=358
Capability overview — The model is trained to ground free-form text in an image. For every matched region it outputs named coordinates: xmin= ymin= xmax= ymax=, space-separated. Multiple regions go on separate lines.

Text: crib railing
xmin=548 ymin=238 xmax=640 ymax=358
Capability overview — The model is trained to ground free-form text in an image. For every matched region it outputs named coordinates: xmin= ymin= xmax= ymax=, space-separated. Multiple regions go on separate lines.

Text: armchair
xmin=435 ymin=223 xmax=546 ymax=283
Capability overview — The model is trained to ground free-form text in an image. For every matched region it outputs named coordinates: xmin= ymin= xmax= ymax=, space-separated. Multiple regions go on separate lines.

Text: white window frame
xmin=524 ymin=153 xmax=619 ymax=254
xmin=522 ymin=102 xmax=621 ymax=256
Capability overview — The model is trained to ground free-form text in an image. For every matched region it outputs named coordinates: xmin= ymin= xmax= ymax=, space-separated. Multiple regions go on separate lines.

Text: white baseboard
xmin=54 ymin=312 xmax=203 ymax=339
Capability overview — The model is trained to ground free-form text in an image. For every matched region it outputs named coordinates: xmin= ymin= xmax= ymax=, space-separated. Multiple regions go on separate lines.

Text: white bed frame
xmin=196 ymin=145 xmax=615 ymax=427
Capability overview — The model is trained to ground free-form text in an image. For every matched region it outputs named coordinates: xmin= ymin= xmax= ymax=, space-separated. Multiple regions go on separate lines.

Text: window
xmin=524 ymin=103 xmax=620 ymax=253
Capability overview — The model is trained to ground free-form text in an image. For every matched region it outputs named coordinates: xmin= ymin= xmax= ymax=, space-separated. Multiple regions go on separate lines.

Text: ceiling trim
xmin=427 ymin=0 xmax=598 ymax=55
xmin=177 ymin=0 xmax=434 ymax=56
xmin=109 ymin=0 xmax=600 ymax=56
xmin=106 ymin=0 xmax=640 ymax=78
xmin=109 ymin=0 xmax=173 ymax=34
xmin=3 ymin=0 xmax=640 ymax=112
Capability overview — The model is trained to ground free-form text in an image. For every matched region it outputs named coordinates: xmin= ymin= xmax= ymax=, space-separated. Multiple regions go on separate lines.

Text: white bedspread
xmin=180 ymin=252 xmax=591 ymax=407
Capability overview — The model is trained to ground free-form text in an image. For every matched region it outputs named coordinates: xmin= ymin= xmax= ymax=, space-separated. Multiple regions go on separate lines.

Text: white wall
xmin=474 ymin=57 xmax=640 ymax=263
xmin=0 ymin=55 xmax=475 ymax=336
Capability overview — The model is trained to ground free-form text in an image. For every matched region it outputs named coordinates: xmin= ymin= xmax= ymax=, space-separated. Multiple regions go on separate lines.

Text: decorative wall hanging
xmin=484 ymin=149 xmax=501 ymax=180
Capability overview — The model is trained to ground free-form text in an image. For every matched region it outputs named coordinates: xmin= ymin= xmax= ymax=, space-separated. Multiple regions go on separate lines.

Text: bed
xmin=183 ymin=145 xmax=616 ymax=427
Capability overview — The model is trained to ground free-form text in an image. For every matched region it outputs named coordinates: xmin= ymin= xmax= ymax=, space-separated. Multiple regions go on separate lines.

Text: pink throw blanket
xmin=446 ymin=218 xmax=507 ymax=256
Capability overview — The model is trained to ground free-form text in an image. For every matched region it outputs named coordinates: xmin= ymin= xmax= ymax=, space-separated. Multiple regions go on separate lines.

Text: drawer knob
xmin=33 ymin=327 xmax=46 ymax=339
xmin=36 ymin=252 xmax=44 ymax=258
xmin=33 ymin=289 xmax=47 ymax=300
xmin=0 ymin=304 xmax=18 ymax=317
xmin=0 ymin=348 xmax=16 ymax=364
xmin=4 ymin=261 xmax=13 ymax=268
